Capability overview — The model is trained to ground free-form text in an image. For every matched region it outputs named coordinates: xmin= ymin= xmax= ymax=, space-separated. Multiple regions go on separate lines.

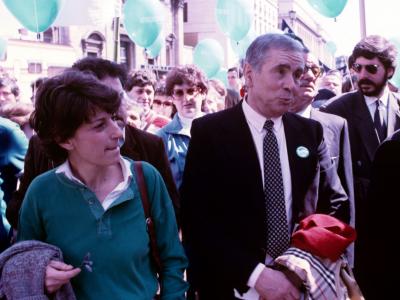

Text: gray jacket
xmin=0 ymin=240 xmax=76 ymax=300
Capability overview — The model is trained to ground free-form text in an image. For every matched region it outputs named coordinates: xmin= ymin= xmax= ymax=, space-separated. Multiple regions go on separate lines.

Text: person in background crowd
xmin=341 ymin=74 xmax=358 ymax=93
xmin=0 ymin=77 xmax=19 ymax=108
xmin=225 ymin=88 xmax=241 ymax=109
xmin=319 ymin=69 xmax=343 ymax=96
xmin=125 ymin=69 xmax=170 ymax=133
xmin=17 ymin=70 xmax=188 ymax=299
xmin=289 ymin=49 xmax=355 ymax=265
xmin=6 ymin=57 xmax=181 ymax=232
xmin=322 ymin=35 xmax=400 ymax=298
xmin=227 ymin=67 xmax=242 ymax=94
xmin=156 ymin=65 xmax=207 ymax=189
xmin=153 ymin=85 xmax=174 ymax=119
xmin=0 ymin=116 xmax=27 ymax=252
xmin=203 ymin=79 xmax=226 ymax=113
xmin=180 ymin=33 xmax=349 ymax=300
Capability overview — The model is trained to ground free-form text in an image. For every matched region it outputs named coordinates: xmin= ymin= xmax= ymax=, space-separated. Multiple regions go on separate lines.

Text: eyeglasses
xmin=352 ymin=63 xmax=380 ymax=75
xmin=303 ymin=64 xmax=322 ymax=78
xmin=172 ymin=87 xmax=198 ymax=98
xmin=153 ymin=99 xmax=173 ymax=107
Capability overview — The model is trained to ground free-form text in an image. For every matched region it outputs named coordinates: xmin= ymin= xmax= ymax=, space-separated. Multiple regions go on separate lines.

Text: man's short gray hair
xmin=245 ymin=33 xmax=306 ymax=72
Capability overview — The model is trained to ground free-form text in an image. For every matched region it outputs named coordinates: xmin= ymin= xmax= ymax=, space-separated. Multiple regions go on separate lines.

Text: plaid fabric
xmin=275 ymin=247 xmax=349 ymax=300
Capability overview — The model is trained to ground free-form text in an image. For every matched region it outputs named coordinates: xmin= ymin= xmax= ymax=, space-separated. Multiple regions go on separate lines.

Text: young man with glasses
xmin=156 ymin=65 xmax=207 ymax=189
xmin=322 ymin=35 xmax=400 ymax=298
xmin=153 ymin=86 xmax=174 ymax=119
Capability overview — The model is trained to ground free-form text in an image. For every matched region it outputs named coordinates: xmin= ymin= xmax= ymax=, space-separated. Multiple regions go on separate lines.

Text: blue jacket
xmin=156 ymin=114 xmax=190 ymax=189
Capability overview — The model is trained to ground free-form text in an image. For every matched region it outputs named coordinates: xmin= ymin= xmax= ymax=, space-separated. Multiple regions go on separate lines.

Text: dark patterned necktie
xmin=374 ymin=100 xmax=387 ymax=143
xmin=263 ymin=120 xmax=290 ymax=259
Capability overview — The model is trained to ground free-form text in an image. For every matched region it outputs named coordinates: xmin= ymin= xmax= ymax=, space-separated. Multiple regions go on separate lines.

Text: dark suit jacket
xmin=180 ymin=104 xmax=349 ymax=297
xmin=6 ymin=125 xmax=180 ymax=229
xmin=361 ymin=130 xmax=400 ymax=299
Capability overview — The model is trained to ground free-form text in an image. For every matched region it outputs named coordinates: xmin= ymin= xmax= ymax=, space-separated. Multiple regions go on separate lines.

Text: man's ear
xmin=387 ymin=67 xmax=395 ymax=79
xmin=243 ymin=63 xmax=254 ymax=88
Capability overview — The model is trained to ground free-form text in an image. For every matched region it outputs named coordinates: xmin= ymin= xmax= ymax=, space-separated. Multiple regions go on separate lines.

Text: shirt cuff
xmin=247 ymin=263 xmax=265 ymax=288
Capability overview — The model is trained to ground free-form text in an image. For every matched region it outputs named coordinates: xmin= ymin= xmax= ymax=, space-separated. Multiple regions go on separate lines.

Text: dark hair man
xmin=322 ymin=35 xmax=400 ymax=297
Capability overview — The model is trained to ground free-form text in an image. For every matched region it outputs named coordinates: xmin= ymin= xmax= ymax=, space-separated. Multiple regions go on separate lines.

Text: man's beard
xmin=357 ymin=75 xmax=388 ymax=97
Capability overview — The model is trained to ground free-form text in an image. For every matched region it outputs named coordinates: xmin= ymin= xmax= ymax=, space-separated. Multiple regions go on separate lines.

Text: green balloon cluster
xmin=230 ymin=28 xmax=257 ymax=59
xmin=3 ymin=0 xmax=62 ymax=33
xmin=307 ymin=0 xmax=348 ymax=18
xmin=123 ymin=0 xmax=165 ymax=48
xmin=146 ymin=34 xmax=164 ymax=59
xmin=325 ymin=41 xmax=337 ymax=55
xmin=216 ymin=0 xmax=252 ymax=42
xmin=193 ymin=39 xmax=224 ymax=78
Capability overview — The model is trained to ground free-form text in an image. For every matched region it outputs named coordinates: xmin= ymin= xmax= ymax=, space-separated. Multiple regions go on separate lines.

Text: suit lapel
xmin=353 ymin=91 xmax=380 ymax=161
xmin=387 ymin=92 xmax=400 ymax=136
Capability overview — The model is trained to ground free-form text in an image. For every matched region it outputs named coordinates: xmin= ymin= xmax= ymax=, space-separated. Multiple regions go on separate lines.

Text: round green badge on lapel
xmin=296 ymin=146 xmax=309 ymax=158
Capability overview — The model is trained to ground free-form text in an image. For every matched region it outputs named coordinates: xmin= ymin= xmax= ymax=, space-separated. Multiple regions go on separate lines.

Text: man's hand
xmin=45 ymin=260 xmax=81 ymax=294
xmin=255 ymin=267 xmax=301 ymax=300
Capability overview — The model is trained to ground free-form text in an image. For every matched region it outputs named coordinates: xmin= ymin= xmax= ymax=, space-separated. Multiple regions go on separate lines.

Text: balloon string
xmin=33 ymin=0 xmax=39 ymax=37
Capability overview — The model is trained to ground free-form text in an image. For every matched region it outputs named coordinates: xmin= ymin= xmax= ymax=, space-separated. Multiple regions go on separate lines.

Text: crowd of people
xmin=0 ymin=32 xmax=398 ymax=299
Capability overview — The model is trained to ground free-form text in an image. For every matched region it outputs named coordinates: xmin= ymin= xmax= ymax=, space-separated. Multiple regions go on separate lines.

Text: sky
xmin=311 ymin=0 xmax=399 ymax=56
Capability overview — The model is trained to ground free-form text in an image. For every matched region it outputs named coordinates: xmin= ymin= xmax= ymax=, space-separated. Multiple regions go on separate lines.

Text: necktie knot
xmin=264 ymin=120 xmax=274 ymax=131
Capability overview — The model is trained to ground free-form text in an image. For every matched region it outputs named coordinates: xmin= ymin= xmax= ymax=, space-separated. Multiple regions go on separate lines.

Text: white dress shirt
xmin=56 ymin=157 xmax=133 ymax=210
xmin=239 ymin=99 xmax=293 ymax=295
xmin=364 ymin=86 xmax=389 ymax=127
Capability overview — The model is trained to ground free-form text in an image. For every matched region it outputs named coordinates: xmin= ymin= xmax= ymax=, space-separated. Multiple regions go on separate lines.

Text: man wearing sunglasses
xmin=290 ymin=50 xmax=355 ymax=266
xmin=322 ymin=35 xmax=400 ymax=297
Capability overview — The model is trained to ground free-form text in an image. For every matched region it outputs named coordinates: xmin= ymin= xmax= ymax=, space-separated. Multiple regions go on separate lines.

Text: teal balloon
xmin=216 ymin=0 xmax=252 ymax=42
xmin=389 ymin=38 xmax=400 ymax=88
xmin=0 ymin=37 xmax=7 ymax=60
xmin=3 ymin=0 xmax=62 ymax=33
xmin=193 ymin=39 xmax=224 ymax=78
xmin=123 ymin=0 xmax=164 ymax=48
xmin=325 ymin=41 xmax=337 ymax=54
xmin=230 ymin=28 xmax=257 ymax=59
xmin=146 ymin=34 xmax=164 ymax=59
xmin=211 ymin=68 xmax=228 ymax=88
xmin=307 ymin=0 xmax=348 ymax=18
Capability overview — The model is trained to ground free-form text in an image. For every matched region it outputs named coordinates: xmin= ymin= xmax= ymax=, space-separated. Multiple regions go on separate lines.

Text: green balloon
xmin=193 ymin=39 xmax=224 ymax=78
xmin=230 ymin=28 xmax=257 ymax=59
xmin=0 ymin=37 xmax=7 ymax=60
xmin=216 ymin=0 xmax=252 ymax=42
xmin=325 ymin=41 xmax=337 ymax=54
xmin=307 ymin=0 xmax=348 ymax=18
xmin=211 ymin=68 xmax=228 ymax=88
xmin=3 ymin=0 xmax=62 ymax=33
xmin=146 ymin=34 xmax=164 ymax=59
xmin=123 ymin=0 xmax=164 ymax=48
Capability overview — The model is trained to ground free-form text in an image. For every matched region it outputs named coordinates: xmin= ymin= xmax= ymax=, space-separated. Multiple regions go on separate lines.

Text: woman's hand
xmin=45 ymin=260 xmax=81 ymax=294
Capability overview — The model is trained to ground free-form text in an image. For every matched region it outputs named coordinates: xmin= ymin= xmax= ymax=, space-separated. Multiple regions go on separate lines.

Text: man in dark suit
xmin=6 ymin=57 xmax=180 ymax=230
xmin=290 ymin=51 xmax=355 ymax=264
xmin=362 ymin=129 xmax=400 ymax=299
xmin=321 ymin=35 xmax=400 ymax=293
xmin=181 ymin=33 xmax=349 ymax=300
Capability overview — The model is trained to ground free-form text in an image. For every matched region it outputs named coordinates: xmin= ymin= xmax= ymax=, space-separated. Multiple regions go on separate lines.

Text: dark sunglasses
xmin=352 ymin=63 xmax=380 ymax=75
xmin=304 ymin=64 xmax=322 ymax=78
xmin=172 ymin=87 xmax=198 ymax=98
xmin=153 ymin=99 xmax=173 ymax=107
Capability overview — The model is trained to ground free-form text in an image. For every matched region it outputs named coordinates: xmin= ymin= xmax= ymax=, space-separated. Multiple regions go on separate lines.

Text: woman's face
xmin=59 ymin=109 xmax=123 ymax=167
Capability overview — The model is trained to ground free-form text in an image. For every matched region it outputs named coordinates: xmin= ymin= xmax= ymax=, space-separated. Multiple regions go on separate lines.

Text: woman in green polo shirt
xmin=17 ymin=70 xmax=188 ymax=299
